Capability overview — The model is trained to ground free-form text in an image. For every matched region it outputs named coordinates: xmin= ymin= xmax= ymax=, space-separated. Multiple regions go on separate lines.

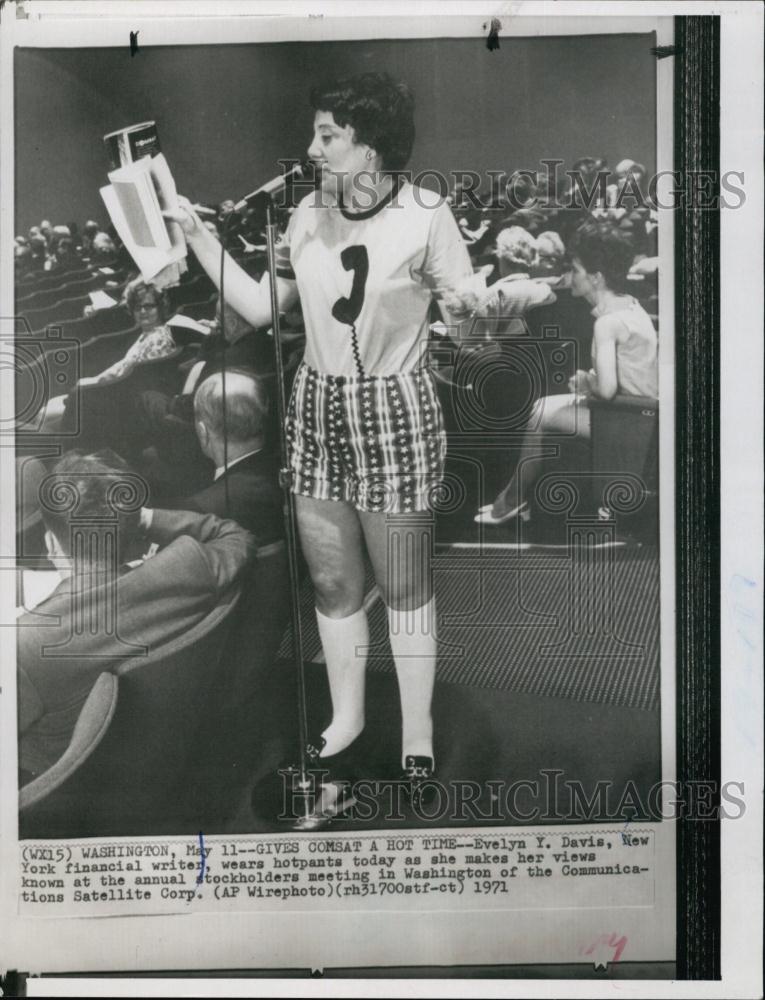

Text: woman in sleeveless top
xmin=476 ymin=220 xmax=658 ymax=524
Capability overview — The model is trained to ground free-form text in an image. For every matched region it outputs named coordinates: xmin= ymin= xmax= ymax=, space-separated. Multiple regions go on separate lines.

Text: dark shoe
xmin=306 ymin=732 xmax=365 ymax=783
xmin=403 ymin=754 xmax=434 ymax=783
xmin=403 ymin=754 xmax=439 ymax=810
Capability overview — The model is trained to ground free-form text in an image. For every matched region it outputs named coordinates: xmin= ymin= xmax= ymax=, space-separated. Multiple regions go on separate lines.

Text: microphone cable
xmin=217 ymin=210 xmax=234 ymax=518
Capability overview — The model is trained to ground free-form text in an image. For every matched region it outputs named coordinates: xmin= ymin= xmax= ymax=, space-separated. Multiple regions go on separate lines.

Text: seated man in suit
xmin=17 ymin=449 xmax=256 ymax=781
xmin=181 ymin=369 xmax=284 ymax=546
xmin=133 ymin=295 xmax=301 ymax=501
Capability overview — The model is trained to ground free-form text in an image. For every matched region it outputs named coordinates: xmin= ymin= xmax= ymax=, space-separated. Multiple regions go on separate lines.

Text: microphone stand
xmin=253 ymin=195 xmax=348 ymax=831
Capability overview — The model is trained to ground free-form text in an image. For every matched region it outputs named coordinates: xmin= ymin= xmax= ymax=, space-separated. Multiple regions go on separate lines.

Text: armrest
xmin=19 ymin=672 xmax=119 ymax=810
xmin=589 ymin=394 xmax=659 ymax=414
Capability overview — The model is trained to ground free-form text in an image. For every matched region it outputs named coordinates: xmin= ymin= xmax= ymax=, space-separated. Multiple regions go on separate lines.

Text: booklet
xmin=100 ymin=152 xmax=187 ymax=287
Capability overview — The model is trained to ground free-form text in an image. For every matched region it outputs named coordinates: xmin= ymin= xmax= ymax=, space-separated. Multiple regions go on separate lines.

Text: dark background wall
xmin=15 ymin=34 xmax=656 ymax=232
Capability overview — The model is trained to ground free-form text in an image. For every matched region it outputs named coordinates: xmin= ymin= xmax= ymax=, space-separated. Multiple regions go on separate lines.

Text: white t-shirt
xmin=275 ymin=181 xmax=472 ymax=377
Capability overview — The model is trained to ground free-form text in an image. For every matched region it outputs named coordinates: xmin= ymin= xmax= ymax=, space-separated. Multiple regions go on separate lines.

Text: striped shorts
xmin=286 ymin=362 xmax=446 ymax=514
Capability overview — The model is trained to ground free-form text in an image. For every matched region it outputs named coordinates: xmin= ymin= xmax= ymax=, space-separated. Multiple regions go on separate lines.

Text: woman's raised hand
xmin=162 ymin=195 xmax=208 ymax=240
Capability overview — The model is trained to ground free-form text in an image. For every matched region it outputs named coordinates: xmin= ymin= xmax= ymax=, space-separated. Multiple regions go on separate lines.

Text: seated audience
xmin=17 ymin=449 xmax=257 ymax=781
xmin=132 ymin=294 xmax=301 ymax=500
xmin=39 ymin=219 xmax=53 ymax=246
xmin=81 ymin=219 xmax=102 ymax=256
xmin=89 ymin=231 xmax=120 ymax=269
xmin=49 ymin=236 xmax=79 ymax=272
xmin=84 ymin=278 xmax=180 ymax=386
xmin=475 ymin=220 xmax=658 ymax=525
xmin=471 ymin=226 xmax=557 ymax=338
xmin=39 ymin=279 xmax=182 ymax=456
xmin=175 ymin=370 xmax=284 ymax=544
xmin=14 ymin=244 xmax=35 ymax=280
xmin=607 ymin=158 xmax=647 ymax=207
xmin=532 ymin=230 xmax=567 ymax=282
xmin=28 ymin=234 xmax=48 ymax=272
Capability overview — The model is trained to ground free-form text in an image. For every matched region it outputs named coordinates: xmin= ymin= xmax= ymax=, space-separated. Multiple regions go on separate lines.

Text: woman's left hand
xmin=568 ymin=369 xmax=593 ymax=394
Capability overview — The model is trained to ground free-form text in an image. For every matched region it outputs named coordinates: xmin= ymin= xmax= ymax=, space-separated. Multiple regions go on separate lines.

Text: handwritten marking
xmin=651 ymin=45 xmax=680 ymax=59
xmin=196 ymin=831 xmax=206 ymax=886
xmin=484 ymin=18 xmax=501 ymax=52
xmin=581 ymin=932 xmax=628 ymax=969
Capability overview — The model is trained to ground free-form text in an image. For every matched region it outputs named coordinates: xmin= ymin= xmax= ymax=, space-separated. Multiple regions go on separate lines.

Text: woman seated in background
xmin=475 ymin=220 xmax=658 ymax=525
xmin=531 ymin=230 xmax=567 ymax=284
xmin=79 ymin=278 xmax=180 ymax=387
xmin=39 ymin=279 xmax=181 ymax=454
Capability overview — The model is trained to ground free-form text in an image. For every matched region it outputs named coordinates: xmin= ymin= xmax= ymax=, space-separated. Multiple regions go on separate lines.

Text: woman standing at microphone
xmin=169 ymin=72 xmax=474 ymax=791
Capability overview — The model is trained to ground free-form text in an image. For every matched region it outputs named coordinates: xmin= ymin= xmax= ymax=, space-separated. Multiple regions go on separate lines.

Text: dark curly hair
xmin=569 ymin=219 xmax=637 ymax=293
xmin=310 ymin=72 xmax=415 ymax=172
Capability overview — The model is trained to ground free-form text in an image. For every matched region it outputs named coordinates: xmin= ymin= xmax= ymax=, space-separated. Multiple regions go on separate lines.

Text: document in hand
xmin=100 ymin=152 xmax=188 ymax=287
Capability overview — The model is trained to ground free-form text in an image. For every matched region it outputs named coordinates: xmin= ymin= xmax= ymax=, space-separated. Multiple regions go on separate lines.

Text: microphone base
xmin=250 ymin=762 xmax=358 ymax=833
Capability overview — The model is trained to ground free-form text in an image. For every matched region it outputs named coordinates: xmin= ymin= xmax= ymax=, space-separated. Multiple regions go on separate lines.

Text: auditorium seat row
xmin=18 ymin=541 xmax=291 ymax=838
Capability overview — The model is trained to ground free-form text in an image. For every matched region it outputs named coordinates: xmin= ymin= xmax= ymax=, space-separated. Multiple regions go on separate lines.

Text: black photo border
xmin=674 ymin=13 xmax=721 ymax=982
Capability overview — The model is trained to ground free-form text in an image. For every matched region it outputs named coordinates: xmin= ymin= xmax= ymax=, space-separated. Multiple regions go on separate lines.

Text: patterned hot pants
xmin=286 ymin=362 xmax=446 ymax=514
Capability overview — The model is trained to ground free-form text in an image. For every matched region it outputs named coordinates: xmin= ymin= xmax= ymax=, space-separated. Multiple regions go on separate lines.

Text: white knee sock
xmin=387 ymin=597 xmax=437 ymax=769
xmin=315 ymin=606 xmax=368 ymax=757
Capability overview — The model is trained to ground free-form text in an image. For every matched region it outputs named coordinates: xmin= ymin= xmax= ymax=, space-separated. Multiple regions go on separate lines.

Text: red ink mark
xmin=581 ymin=933 xmax=628 ymax=969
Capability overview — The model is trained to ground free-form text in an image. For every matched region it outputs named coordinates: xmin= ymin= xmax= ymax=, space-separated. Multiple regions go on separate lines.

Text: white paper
xmin=88 ymin=290 xmax=118 ymax=310
xmin=166 ymin=313 xmax=211 ymax=335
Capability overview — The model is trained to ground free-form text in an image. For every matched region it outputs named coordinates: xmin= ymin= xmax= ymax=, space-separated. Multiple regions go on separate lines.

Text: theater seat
xmin=16 ymin=275 xmax=102 ymax=312
xmin=168 ymin=275 xmax=215 ymax=309
xmin=53 ymin=305 xmax=134 ymax=345
xmin=23 ymin=295 xmax=92 ymax=333
xmin=589 ymin=394 xmax=659 ymax=534
xmin=19 ymin=585 xmax=242 ymax=839
xmin=178 ymin=295 xmax=218 ymax=321
xmin=19 ymin=672 xmax=119 ymax=815
xmin=219 ymin=540 xmax=291 ymax=703
xmin=181 ymin=541 xmax=294 ymax=823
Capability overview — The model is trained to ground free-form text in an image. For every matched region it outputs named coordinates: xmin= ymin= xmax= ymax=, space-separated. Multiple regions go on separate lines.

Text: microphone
xmin=234 ymin=161 xmax=312 ymax=213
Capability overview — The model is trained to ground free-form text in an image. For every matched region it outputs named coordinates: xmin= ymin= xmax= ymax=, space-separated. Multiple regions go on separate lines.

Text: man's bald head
xmin=194 ymin=370 xmax=269 ymax=451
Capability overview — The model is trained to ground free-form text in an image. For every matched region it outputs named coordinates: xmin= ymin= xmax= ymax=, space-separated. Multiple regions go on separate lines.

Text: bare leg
xmin=295 ymin=495 xmax=368 ymax=756
xmin=360 ymin=509 xmax=437 ymax=768
xmin=492 ymin=394 xmax=590 ymax=517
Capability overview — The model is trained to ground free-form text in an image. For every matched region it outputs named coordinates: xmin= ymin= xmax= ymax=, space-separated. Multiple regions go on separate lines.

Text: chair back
xmin=589 ymin=394 xmax=659 ymax=540
xmin=20 ymin=673 xmax=119 ymax=817
xmin=217 ymin=541 xmax=291 ymax=704
xmin=23 ymin=295 xmax=91 ymax=332
xmin=589 ymin=394 xmax=659 ymax=487
xmin=19 ymin=586 xmax=241 ymax=838
xmin=53 ymin=306 xmax=134 ymax=347
xmin=183 ymin=542 xmax=293 ymax=817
